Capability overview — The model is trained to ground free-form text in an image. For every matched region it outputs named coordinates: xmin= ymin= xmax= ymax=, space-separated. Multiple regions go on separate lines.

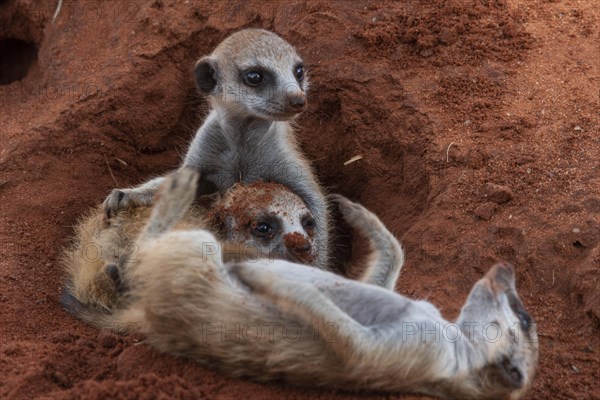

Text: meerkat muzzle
xmin=287 ymin=94 xmax=307 ymax=113
xmin=284 ymin=231 xmax=314 ymax=263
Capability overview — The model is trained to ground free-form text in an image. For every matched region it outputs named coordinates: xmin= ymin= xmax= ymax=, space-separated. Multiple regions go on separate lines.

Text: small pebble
xmin=52 ymin=370 xmax=70 ymax=386
xmin=486 ymin=183 xmax=514 ymax=204
xmin=474 ymin=202 xmax=497 ymax=220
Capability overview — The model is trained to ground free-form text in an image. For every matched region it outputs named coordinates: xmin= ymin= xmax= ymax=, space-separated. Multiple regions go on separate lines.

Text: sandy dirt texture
xmin=1 ymin=0 xmax=599 ymax=399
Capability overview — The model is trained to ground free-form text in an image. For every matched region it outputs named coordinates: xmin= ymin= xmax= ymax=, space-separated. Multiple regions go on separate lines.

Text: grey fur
xmin=113 ymin=168 xmax=537 ymax=399
xmin=62 ymin=180 xmax=321 ymax=323
xmin=102 ymin=29 xmax=330 ymax=269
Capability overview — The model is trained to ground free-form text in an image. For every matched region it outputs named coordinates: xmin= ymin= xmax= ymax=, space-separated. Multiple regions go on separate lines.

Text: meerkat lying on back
xmin=96 ymin=169 xmax=538 ymax=399
xmin=102 ymin=28 xmax=330 ymax=269
xmin=63 ymin=181 xmax=320 ymax=320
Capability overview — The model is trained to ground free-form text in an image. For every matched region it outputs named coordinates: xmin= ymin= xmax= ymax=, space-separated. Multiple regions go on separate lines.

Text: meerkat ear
xmin=194 ymin=57 xmax=219 ymax=93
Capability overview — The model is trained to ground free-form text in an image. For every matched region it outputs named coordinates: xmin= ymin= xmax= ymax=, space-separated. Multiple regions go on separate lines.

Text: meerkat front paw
xmin=102 ymin=189 xmax=141 ymax=219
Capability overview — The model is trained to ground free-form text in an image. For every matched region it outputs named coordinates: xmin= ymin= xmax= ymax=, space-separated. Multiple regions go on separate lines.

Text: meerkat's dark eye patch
xmin=250 ymin=215 xmax=279 ymax=238
xmin=301 ymin=214 xmax=315 ymax=230
xmin=253 ymin=221 xmax=274 ymax=237
xmin=239 ymin=66 xmax=273 ymax=88
xmin=294 ymin=64 xmax=304 ymax=82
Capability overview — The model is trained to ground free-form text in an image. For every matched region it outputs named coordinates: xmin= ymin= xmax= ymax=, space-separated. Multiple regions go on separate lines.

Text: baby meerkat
xmin=63 ymin=180 xmax=320 ymax=318
xmin=210 ymin=181 xmax=318 ymax=265
xmin=102 ymin=28 xmax=330 ymax=269
xmin=103 ymin=168 xmax=538 ymax=400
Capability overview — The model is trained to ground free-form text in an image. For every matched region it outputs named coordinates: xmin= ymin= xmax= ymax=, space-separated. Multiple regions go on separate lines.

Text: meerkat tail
xmin=61 ymin=289 xmax=123 ymax=332
xmin=331 ymin=194 xmax=404 ymax=290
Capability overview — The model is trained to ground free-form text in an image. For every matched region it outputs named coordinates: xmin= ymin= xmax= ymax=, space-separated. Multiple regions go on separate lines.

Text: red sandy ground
xmin=1 ymin=0 xmax=598 ymax=399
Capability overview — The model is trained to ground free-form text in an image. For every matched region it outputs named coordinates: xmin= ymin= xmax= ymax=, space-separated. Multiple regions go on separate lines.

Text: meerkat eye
xmin=244 ymin=71 xmax=263 ymax=86
xmin=302 ymin=216 xmax=315 ymax=230
xmin=253 ymin=222 xmax=273 ymax=236
xmin=294 ymin=65 xmax=304 ymax=81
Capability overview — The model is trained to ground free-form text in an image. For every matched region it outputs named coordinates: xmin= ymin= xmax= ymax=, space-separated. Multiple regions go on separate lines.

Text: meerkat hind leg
xmin=137 ymin=168 xmax=199 ymax=242
xmin=331 ymin=194 xmax=404 ymax=291
xmin=232 ymin=263 xmax=374 ymax=362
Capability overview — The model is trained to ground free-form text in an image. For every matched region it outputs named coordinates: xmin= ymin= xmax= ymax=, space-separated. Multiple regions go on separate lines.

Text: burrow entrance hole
xmin=0 ymin=38 xmax=37 ymax=85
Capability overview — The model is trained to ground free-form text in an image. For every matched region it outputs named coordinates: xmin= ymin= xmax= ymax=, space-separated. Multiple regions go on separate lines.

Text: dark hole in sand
xmin=0 ymin=38 xmax=37 ymax=85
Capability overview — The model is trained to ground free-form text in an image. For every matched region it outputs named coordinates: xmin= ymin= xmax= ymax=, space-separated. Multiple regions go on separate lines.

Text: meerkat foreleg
xmin=331 ymin=194 xmax=404 ymax=291
xmin=102 ymin=130 xmax=213 ymax=220
xmin=310 ymin=192 xmax=330 ymax=270
xmin=232 ymin=263 xmax=375 ymax=363
xmin=102 ymin=123 xmax=210 ymax=220
xmin=301 ymin=188 xmax=330 ymax=270
xmin=103 ymin=176 xmax=166 ymax=219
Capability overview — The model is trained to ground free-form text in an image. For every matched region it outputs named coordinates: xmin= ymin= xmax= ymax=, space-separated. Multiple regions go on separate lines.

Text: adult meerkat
xmin=63 ymin=181 xmax=321 ymax=320
xmin=102 ymin=28 xmax=330 ymax=269
xmin=100 ymin=169 xmax=537 ymax=399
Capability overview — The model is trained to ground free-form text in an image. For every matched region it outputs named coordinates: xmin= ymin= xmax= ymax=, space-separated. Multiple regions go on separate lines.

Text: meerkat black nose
xmin=288 ymin=95 xmax=306 ymax=111
xmin=284 ymin=232 xmax=311 ymax=254
xmin=294 ymin=242 xmax=311 ymax=253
